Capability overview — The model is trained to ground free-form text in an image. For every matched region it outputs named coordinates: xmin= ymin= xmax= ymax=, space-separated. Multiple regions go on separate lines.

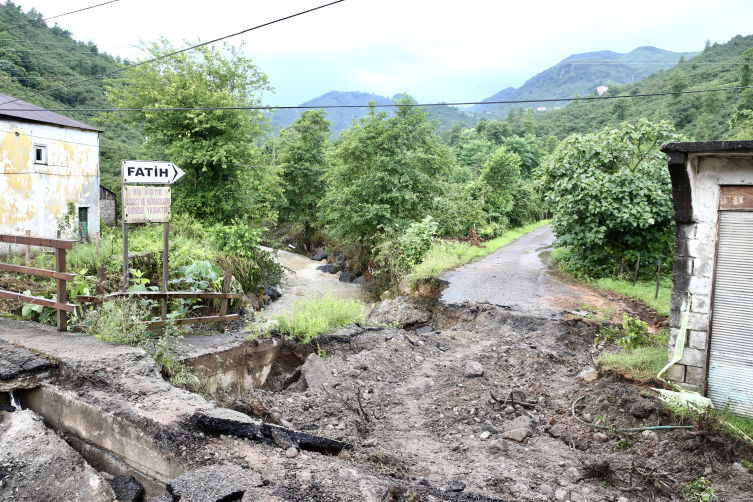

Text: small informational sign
xmin=122 ymin=160 xmax=185 ymax=184
xmin=123 ymin=186 xmax=171 ymax=223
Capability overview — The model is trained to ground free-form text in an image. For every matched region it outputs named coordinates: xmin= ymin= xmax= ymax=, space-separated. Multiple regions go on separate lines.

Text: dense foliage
xmin=539 ymin=120 xmax=679 ymax=276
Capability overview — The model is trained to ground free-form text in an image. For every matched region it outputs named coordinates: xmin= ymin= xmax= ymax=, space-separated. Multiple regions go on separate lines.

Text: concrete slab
xmin=0 ymin=338 xmax=56 ymax=391
xmin=0 ymin=409 xmax=117 ymax=501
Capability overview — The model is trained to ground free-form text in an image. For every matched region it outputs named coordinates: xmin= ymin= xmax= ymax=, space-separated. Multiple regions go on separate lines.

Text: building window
xmin=34 ymin=144 xmax=47 ymax=165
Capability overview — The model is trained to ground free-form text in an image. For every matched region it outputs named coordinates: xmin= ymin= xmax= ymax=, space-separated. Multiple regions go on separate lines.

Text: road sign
xmin=122 ymin=160 xmax=185 ymax=184
xmin=123 ymin=186 xmax=171 ymax=223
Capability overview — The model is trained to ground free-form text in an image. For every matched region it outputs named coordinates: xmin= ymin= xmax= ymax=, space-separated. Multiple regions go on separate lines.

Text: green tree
xmin=502 ymin=135 xmax=541 ymax=178
xmin=545 ymin=135 xmax=559 ymax=154
xmin=522 ymin=108 xmax=536 ymax=136
xmin=540 ymin=119 xmax=679 ymax=275
xmin=740 ymin=48 xmax=753 ymax=87
xmin=736 ymin=88 xmax=753 ymax=112
xmin=612 ymin=98 xmax=631 ymax=120
xmin=702 ymin=86 xmax=722 ymax=114
xmin=480 ymin=147 xmax=521 ymax=215
xmin=485 ymin=121 xmax=511 ymax=144
xmin=106 ymin=38 xmax=273 ymax=223
xmin=318 ymin=95 xmax=453 ymax=257
xmin=475 ymin=118 xmax=488 ymax=134
xmin=276 ymin=110 xmax=331 ymax=232
xmin=669 ymin=68 xmax=690 ymax=96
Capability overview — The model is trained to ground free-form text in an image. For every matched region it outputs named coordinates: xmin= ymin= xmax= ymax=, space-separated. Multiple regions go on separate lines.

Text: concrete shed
xmin=0 ymin=92 xmax=101 ymax=247
xmin=100 ymin=185 xmax=116 ymax=227
xmin=661 ymin=140 xmax=753 ymax=418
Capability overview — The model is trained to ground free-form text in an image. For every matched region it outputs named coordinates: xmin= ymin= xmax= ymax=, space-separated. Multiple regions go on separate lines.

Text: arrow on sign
xmin=122 ymin=160 xmax=186 ymax=184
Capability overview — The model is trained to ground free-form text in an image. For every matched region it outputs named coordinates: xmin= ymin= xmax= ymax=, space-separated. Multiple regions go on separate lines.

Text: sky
xmin=13 ymin=0 xmax=753 ymax=106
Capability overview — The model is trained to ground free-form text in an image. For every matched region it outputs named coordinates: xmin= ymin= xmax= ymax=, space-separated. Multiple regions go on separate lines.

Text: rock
xmin=504 ymin=415 xmax=536 ymax=435
xmin=244 ymin=293 xmax=261 ymax=311
xmin=311 ymin=250 xmax=328 ymax=261
xmin=363 ymin=438 xmax=378 ymax=447
xmin=578 ymin=368 xmax=598 ymax=382
xmin=352 ymin=269 xmax=362 ymax=278
xmin=398 ymin=278 xmax=412 ymax=296
xmin=732 ymin=462 xmax=751 ymax=475
xmin=482 ymin=420 xmax=499 ymax=433
xmin=414 ymin=355 xmax=424 ymax=363
xmin=501 ymin=428 xmax=529 ymax=442
xmin=463 ymin=361 xmax=484 ymax=378
xmin=594 ymin=432 xmax=609 ymax=442
xmin=414 ymin=278 xmax=449 ymax=300
xmin=539 ymin=484 xmax=554 ymax=497
xmin=336 ymin=253 xmax=345 ymax=263
xmin=582 ymin=413 xmax=593 ymax=423
xmin=511 ymin=482 xmax=528 ymax=494
xmin=479 ymin=431 xmax=491 ymax=440
xmin=286 ymin=447 xmax=299 ymax=458
xmin=415 ymin=325 xmax=433 ymax=336
xmin=148 ymin=496 xmax=173 ymax=502
xmin=106 ymin=476 xmax=143 ymax=502
xmin=353 ymin=275 xmax=367 ymax=285
xmin=548 ymin=425 xmax=566 ymax=438
xmin=297 ymin=470 xmax=312 ymax=485
xmin=367 ymin=298 xmax=432 ymax=328
xmin=447 ymin=481 xmax=466 ymax=492
xmin=504 ymin=406 xmax=515 ymax=414
xmin=299 ymin=354 xmax=333 ymax=390
xmin=339 ymin=271 xmax=356 ymax=283
xmin=489 ymin=439 xmax=509 ymax=451
xmin=640 ymin=430 xmax=658 ymax=441
xmin=264 ymin=285 xmax=278 ymax=301
xmin=168 ymin=465 xmax=262 ymax=501
xmin=617 ymin=498 xmax=630 ymax=502
xmin=555 ymin=488 xmax=571 ymax=501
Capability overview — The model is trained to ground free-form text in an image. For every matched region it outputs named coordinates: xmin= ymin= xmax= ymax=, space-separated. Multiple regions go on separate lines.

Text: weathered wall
xmin=100 ymin=186 xmax=116 ymax=227
xmin=0 ymin=120 xmax=100 ymax=249
xmin=667 ymin=154 xmax=753 ymax=392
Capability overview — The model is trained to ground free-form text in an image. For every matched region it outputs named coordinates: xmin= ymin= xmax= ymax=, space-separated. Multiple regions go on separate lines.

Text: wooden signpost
xmin=121 ymin=160 xmax=185 ymax=320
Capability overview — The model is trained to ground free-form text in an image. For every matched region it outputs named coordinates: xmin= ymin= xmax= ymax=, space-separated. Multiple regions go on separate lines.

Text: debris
xmin=447 ymin=480 xmax=466 ymax=492
xmin=106 ymin=476 xmax=143 ymax=502
xmin=167 ymin=465 xmax=263 ymax=501
xmin=463 ymin=361 xmax=484 ymax=378
xmin=501 ymin=428 xmax=529 ymax=442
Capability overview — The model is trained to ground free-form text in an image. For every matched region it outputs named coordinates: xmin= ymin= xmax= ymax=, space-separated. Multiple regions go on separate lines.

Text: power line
xmin=0 ymin=0 xmax=346 ymax=106
xmin=0 ymin=0 xmax=121 ymax=34
xmin=3 ymin=84 xmax=748 ymax=113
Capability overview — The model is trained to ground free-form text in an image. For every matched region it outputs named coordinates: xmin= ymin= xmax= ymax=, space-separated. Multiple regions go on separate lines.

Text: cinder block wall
xmin=100 ymin=198 xmax=116 ymax=227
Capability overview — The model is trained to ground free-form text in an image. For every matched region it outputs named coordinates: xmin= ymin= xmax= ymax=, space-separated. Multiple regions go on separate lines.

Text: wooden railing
xmin=0 ymin=233 xmax=78 ymax=332
xmin=77 ymin=268 xmax=242 ymax=332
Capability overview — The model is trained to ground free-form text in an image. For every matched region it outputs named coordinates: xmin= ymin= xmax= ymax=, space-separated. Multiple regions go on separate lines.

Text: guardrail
xmin=0 ymin=233 xmax=79 ymax=332
xmin=77 ymin=268 xmax=242 ymax=332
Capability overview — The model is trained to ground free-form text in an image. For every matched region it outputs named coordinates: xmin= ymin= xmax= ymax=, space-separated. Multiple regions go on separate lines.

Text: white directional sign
xmin=122 ymin=160 xmax=185 ymax=184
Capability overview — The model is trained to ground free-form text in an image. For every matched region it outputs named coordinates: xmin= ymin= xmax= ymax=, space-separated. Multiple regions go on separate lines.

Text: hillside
xmin=470 ymin=46 xmax=700 ymax=116
xmin=0 ymin=2 xmax=143 ymax=192
xmin=532 ymin=35 xmax=753 ymax=141
xmin=269 ymin=90 xmax=478 ymax=137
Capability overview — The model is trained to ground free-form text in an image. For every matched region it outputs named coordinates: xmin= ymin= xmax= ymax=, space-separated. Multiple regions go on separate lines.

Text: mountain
xmin=269 ymin=90 xmax=477 ymax=137
xmin=469 ymin=46 xmax=700 ymax=116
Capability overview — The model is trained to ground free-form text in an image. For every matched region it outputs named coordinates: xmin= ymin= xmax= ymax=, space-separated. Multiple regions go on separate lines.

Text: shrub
xmin=618 ymin=314 xmax=650 ymax=350
xmin=82 ymin=297 xmax=151 ymax=346
xmin=275 ymin=292 xmax=365 ymax=344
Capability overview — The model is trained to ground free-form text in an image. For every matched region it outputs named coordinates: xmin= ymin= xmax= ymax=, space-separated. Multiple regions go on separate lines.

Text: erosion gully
xmin=1 ymin=249 xmax=752 ymax=501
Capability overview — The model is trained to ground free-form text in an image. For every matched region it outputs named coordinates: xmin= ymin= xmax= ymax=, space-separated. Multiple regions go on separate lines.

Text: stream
xmin=253 ymin=247 xmax=372 ymax=323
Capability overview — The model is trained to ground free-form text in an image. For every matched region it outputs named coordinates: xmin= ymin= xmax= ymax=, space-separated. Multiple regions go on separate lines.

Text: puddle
xmin=255 ymin=247 xmax=372 ymax=325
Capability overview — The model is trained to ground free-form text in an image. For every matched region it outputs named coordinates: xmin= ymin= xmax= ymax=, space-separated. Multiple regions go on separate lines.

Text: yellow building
xmin=0 ymin=92 xmax=101 ymax=248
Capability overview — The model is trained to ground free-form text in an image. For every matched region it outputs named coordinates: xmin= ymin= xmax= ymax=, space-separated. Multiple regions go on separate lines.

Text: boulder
xmin=299 ymin=353 xmax=333 ymax=390
xmin=167 ymin=465 xmax=262 ymax=502
xmin=264 ymin=285 xmax=278 ymax=301
xmin=368 ymin=297 xmax=432 ymax=328
xmin=353 ymin=275 xmax=366 ymax=284
xmin=463 ymin=361 xmax=484 ymax=378
xmin=339 ymin=271 xmax=356 ymax=283
xmin=352 ymin=269 xmax=363 ymax=278
xmin=311 ymin=250 xmax=328 ymax=261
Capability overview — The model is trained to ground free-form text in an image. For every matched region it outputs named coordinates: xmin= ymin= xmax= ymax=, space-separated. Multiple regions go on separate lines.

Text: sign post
xmin=121 ymin=161 xmax=185 ymax=300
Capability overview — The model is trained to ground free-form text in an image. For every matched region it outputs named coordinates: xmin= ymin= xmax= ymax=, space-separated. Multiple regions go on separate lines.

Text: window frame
xmin=33 ymin=144 xmax=47 ymax=165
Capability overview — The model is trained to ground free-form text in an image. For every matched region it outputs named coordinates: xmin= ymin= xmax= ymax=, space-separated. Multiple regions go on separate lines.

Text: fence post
xmin=655 ymin=262 xmax=662 ymax=300
xmin=56 ymin=247 xmax=67 ymax=332
xmin=632 ymin=254 xmax=641 ymax=287
xmin=25 ymin=230 xmax=30 ymax=266
xmin=217 ymin=269 xmax=232 ymax=332
xmin=96 ymin=266 xmax=107 ymax=310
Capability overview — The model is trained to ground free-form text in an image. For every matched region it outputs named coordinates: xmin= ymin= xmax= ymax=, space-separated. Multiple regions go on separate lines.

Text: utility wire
xmin=0 ymin=0 xmax=121 ymax=34
xmin=2 ymin=84 xmax=748 ymax=113
xmin=0 ymin=0 xmax=346 ymax=106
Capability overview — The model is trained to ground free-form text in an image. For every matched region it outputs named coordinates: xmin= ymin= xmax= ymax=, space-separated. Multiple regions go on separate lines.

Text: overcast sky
xmin=15 ymin=0 xmax=753 ymax=106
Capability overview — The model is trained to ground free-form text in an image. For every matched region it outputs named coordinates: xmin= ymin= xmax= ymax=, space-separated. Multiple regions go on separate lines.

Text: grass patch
xmin=410 ymin=219 xmax=551 ymax=282
xmin=597 ymin=345 xmax=667 ymax=382
xmin=275 ymin=292 xmax=365 ymax=344
xmin=591 ymin=278 xmax=671 ymax=316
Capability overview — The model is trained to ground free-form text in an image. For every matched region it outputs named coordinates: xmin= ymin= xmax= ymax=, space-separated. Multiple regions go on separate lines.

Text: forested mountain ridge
xmin=0 ymin=2 xmax=144 ymax=191
xmin=470 ymin=46 xmax=700 ymax=116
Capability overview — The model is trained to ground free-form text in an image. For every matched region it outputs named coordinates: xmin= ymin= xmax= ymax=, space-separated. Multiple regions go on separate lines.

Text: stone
xmin=504 ymin=406 xmax=515 ymax=414
xmin=482 ymin=420 xmax=499 ymax=433
xmin=363 ymin=438 xmax=378 ymax=447
xmin=539 ymin=484 xmax=554 ymax=496
xmin=339 ymin=271 xmax=356 ymax=283
xmin=311 ymin=250 xmax=328 ymax=261
xmin=582 ymin=413 xmax=593 ymax=423
xmin=299 ymin=354 xmax=333 ymax=390
xmin=501 ymin=428 xmax=529 ymax=442
xmin=732 ymin=462 xmax=751 ymax=475
xmin=106 ymin=476 xmax=143 ymax=502
xmin=489 ymin=439 xmax=509 ymax=451
xmin=594 ymin=432 xmax=609 ymax=442
xmin=479 ymin=431 xmax=491 ymax=440
xmin=415 ymin=355 xmax=424 ymax=363
xmin=504 ymin=415 xmax=536 ymax=435
xmin=415 ymin=325 xmax=434 ymax=336
xmin=640 ymin=430 xmax=658 ymax=441
xmin=167 ymin=465 xmax=262 ymax=501
xmin=617 ymin=498 xmax=630 ymax=502
xmin=548 ymin=425 xmax=566 ymax=438
xmin=447 ymin=480 xmax=466 ymax=492
xmin=353 ymin=275 xmax=367 ymax=285
xmin=368 ymin=298 xmax=432 ymax=328
xmin=286 ymin=447 xmax=299 ymax=458
xmin=297 ymin=470 xmax=312 ymax=484
xmin=554 ymin=488 xmax=571 ymax=501
xmin=463 ymin=361 xmax=484 ymax=378
xmin=511 ymin=482 xmax=528 ymax=494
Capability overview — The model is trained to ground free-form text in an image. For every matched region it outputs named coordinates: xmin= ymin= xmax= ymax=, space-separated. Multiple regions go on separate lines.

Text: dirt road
xmin=441 ymin=224 xmax=574 ymax=314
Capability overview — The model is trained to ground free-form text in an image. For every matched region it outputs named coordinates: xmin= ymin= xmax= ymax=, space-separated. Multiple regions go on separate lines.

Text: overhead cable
xmin=0 ymin=0 xmax=121 ymax=34
xmin=3 ymin=84 xmax=749 ymax=113
xmin=0 ymin=0 xmax=346 ymax=106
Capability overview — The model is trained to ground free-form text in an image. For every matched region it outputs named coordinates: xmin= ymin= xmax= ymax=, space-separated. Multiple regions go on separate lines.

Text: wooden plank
xmin=56 ymin=248 xmax=67 ymax=331
xmin=0 ymin=262 xmax=76 ymax=281
xmin=0 ymin=290 xmax=76 ymax=312
xmin=76 ymin=295 xmax=103 ymax=303
xmin=103 ymin=291 xmax=242 ymax=300
xmin=218 ymin=269 xmax=232 ymax=332
xmin=0 ymin=234 xmax=77 ymax=250
xmin=147 ymin=314 xmax=240 ymax=328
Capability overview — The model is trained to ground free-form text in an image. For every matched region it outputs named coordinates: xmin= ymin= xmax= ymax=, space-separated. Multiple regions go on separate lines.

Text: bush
xmin=275 ymin=292 xmax=365 ymax=344
xmin=82 ymin=297 xmax=152 ymax=346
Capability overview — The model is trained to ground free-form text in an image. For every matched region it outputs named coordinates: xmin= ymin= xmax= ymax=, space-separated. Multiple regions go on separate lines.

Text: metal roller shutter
xmin=708 ymin=211 xmax=753 ymax=418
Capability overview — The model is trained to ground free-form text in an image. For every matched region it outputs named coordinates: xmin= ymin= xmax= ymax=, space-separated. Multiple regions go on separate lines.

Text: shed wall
xmin=0 ymin=120 xmax=100 ymax=250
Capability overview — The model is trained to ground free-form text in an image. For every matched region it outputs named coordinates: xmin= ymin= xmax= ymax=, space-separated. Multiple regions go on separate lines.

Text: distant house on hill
xmin=537 ymin=107 xmax=547 ymax=111
xmin=0 ymin=92 xmax=101 ymax=247
xmin=596 ymin=85 xmax=609 ymax=95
